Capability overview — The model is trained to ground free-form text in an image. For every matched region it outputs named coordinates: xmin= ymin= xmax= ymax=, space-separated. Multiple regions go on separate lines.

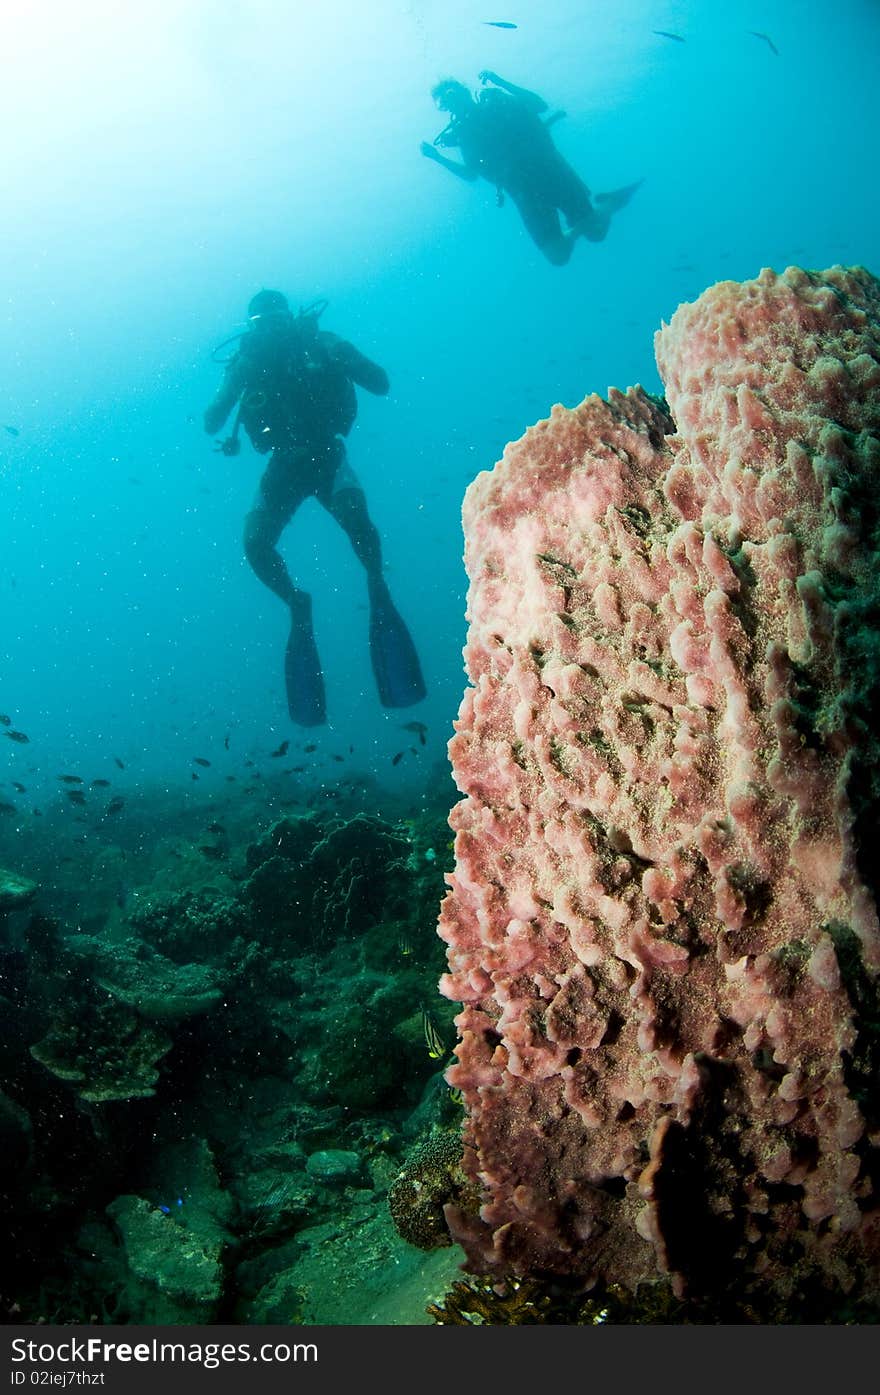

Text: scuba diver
xmin=204 ymin=289 xmax=426 ymax=726
xmin=420 ymin=70 xmax=642 ymax=266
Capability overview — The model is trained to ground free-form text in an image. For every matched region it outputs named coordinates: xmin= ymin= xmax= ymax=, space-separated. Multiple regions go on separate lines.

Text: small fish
xmin=11 ymin=781 xmax=26 ymax=793
xmin=90 ymin=778 xmax=111 ymax=787
xmin=191 ymin=772 xmax=200 ymax=781
xmin=402 ymin=720 xmax=427 ymax=745
xmin=207 ymin=820 xmax=225 ymax=834
xmin=290 ymin=765 xmax=306 ymax=773
xmin=193 ymin=756 xmax=211 ymax=768
xmin=58 ymin=774 xmax=83 ymax=785
xmin=0 ymin=801 xmax=17 ymax=816
xmin=243 ymin=758 xmax=255 ymax=768
xmin=4 ymin=426 xmax=20 ymax=437
xmin=224 ymin=733 xmax=230 ymax=750
xmin=5 ymin=730 xmax=29 ymax=744
xmin=483 ymin=20 xmax=517 ymax=28
xmin=270 ymin=740 xmax=290 ymax=758
xmin=332 ymin=754 xmax=345 ymax=763
xmin=105 ymin=796 xmax=125 ymax=815
xmin=225 ymin=775 xmax=237 ymax=783
xmin=303 ymin=743 xmax=317 ymax=753
xmin=392 ymin=751 xmax=405 ymax=766
xmin=113 ymin=756 xmax=125 ymax=769
xmin=421 ymin=1009 xmax=447 ymax=1061
xmin=653 ymin=29 xmax=685 ymax=41
xmin=0 ymin=715 xmax=10 ymax=725
xmin=66 ymin=790 xmax=87 ymax=806
xmin=750 ymin=30 xmax=779 ymax=55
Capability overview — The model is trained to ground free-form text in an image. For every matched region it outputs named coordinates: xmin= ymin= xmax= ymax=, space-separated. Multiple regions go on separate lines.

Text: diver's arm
xmin=420 ymin=141 xmax=479 ymax=180
xmin=331 ymin=340 xmax=390 ymax=396
xmin=478 ymin=70 xmax=548 ymax=115
xmin=204 ymin=358 xmax=246 ymax=435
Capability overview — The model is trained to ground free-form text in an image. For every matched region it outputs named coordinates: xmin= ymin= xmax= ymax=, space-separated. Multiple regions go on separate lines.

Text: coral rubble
xmin=439 ymin=266 xmax=880 ymax=1318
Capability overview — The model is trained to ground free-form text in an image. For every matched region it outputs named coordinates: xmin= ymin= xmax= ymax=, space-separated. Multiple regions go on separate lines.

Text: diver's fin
xmin=285 ymin=591 xmax=327 ymax=726
xmin=594 ymin=178 xmax=644 ymax=213
xmin=368 ymin=576 xmax=427 ymax=709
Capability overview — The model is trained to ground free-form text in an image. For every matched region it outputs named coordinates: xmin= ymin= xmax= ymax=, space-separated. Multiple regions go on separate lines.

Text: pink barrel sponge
xmin=439 ymin=266 xmax=880 ymax=1314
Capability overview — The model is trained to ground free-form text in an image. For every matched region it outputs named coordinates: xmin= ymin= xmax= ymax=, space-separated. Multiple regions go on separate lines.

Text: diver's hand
xmin=213 ymin=436 xmax=241 ymax=457
xmin=420 ymin=141 xmax=440 ymax=160
xmin=478 ymin=69 xmax=500 ymax=85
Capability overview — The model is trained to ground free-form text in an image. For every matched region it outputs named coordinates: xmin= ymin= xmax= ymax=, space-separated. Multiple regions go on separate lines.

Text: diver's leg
xmin=243 ymin=455 xmax=306 ymax=606
xmin=509 ymin=189 xmax=574 ymax=266
xmin=243 ymin=508 xmax=299 ymax=604
xmin=562 ymin=165 xmax=643 ymax=243
xmin=554 ymin=162 xmax=610 ymax=244
xmin=324 ymin=478 xmax=426 ymax=708
xmin=244 ymin=455 xmax=326 ymax=724
xmin=325 ymin=486 xmax=383 ymax=580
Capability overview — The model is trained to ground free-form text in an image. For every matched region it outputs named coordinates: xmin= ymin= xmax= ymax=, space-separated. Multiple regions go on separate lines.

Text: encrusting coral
xmin=438 ymin=265 xmax=880 ymax=1319
xmin=242 ymin=812 xmax=413 ymax=943
xmin=388 ymin=1127 xmax=470 ymax=1251
xmin=30 ymin=994 xmax=173 ymax=1103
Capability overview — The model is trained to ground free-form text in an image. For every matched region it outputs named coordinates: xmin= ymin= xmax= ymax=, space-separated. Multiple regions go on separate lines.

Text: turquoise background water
xmin=1 ymin=0 xmax=878 ymax=808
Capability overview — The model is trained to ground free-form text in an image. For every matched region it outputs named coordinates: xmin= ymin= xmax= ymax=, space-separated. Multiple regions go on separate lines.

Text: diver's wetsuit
xmin=204 ymin=324 xmax=387 ymax=604
xmin=449 ymin=89 xmax=595 ymax=255
xmin=425 ymin=76 xmax=646 ymax=266
xmin=205 ymin=310 xmax=425 ymax=724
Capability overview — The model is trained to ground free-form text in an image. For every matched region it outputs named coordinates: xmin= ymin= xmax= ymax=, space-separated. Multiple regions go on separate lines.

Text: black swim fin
xmin=285 ymin=590 xmax=327 ymax=726
xmin=368 ymin=576 xmax=427 ymax=709
xmin=594 ymin=178 xmax=645 ymax=213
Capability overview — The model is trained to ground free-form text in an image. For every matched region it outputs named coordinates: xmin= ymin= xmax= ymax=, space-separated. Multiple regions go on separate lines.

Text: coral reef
xmin=426 ymin=1275 xmax=686 ymax=1325
xmin=243 ymin=811 xmax=413 ymax=942
xmin=103 ymin=1139 xmax=235 ymax=1323
xmin=30 ymin=994 xmax=173 ymax=1103
xmin=129 ymin=887 xmax=249 ymax=963
xmin=388 ymin=1126 xmax=468 ymax=1250
xmin=1 ymin=802 xmax=455 ymax=1323
xmin=439 ymin=266 xmax=880 ymax=1318
xmin=67 ymin=932 xmax=224 ymax=1022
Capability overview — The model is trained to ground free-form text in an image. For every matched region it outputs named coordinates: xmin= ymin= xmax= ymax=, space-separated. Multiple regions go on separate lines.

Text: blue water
xmin=1 ymin=0 xmax=878 ymax=808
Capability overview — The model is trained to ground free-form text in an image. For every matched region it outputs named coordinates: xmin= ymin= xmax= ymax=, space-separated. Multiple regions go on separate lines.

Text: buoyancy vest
xmin=455 ymin=89 xmax=556 ymax=188
xmin=237 ymin=326 xmax=357 ymax=454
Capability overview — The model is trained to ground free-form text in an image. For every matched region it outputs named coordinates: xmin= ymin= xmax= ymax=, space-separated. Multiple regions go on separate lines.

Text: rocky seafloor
xmin=0 ymin=765 xmax=468 ymax=1325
